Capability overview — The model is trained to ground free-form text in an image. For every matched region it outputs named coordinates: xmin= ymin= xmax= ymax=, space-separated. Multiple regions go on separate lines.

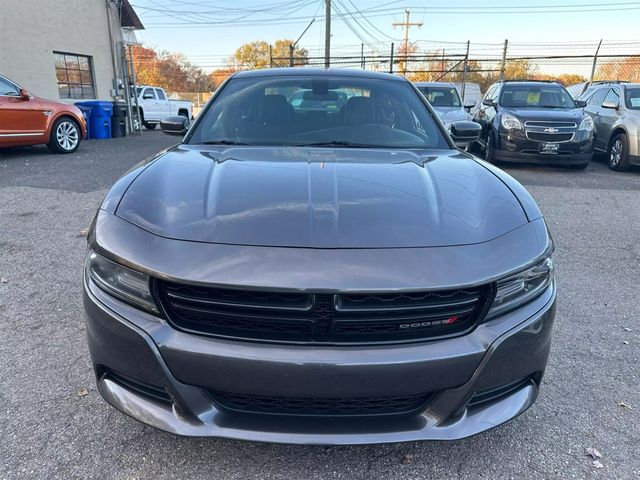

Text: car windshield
xmin=417 ymin=86 xmax=461 ymax=108
xmin=500 ymin=84 xmax=576 ymax=108
xmin=188 ymin=75 xmax=449 ymax=149
xmin=625 ymin=88 xmax=640 ymax=110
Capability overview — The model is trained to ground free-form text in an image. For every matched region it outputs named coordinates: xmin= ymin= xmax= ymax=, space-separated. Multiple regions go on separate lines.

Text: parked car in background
xmin=415 ymin=81 xmax=478 ymax=148
xmin=134 ymin=86 xmax=193 ymax=130
xmin=453 ymin=81 xmax=482 ymax=110
xmin=472 ymin=80 xmax=595 ymax=169
xmin=84 ymin=68 xmax=557 ymax=445
xmin=579 ymin=82 xmax=640 ymax=171
xmin=0 ymin=73 xmax=86 ymax=153
xmin=415 ymin=82 xmax=472 ymax=126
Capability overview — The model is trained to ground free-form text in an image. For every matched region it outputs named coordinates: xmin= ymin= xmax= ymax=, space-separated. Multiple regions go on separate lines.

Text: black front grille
xmin=527 ymin=132 xmax=573 ymax=142
xmin=209 ymin=390 xmax=431 ymax=416
xmin=154 ymin=280 xmax=492 ymax=344
xmin=524 ymin=121 xmax=576 ymax=128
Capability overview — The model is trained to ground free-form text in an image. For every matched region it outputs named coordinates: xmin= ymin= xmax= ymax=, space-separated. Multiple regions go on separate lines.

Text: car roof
xmin=500 ymin=80 xmax=562 ymax=87
xmin=414 ymin=81 xmax=456 ymax=88
xmin=231 ymin=68 xmax=407 ymax=82
xmin=585 ymin=82 xmax=640 ymax=91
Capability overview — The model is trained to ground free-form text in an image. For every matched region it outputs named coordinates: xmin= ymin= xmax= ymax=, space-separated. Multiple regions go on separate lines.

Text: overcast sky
xmin=130 ymin=0 xmax=640 ymax=71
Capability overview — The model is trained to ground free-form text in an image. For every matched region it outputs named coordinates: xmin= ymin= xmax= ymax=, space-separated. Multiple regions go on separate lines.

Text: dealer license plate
xmin=539 ymin=143 xmax=559 ymax=155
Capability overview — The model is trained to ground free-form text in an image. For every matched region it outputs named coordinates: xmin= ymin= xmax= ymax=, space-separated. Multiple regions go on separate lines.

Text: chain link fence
xmin=270 ymin=40 xmax=640 ymax=101
xmin=162 ymin=40 xmax=640 ymax=114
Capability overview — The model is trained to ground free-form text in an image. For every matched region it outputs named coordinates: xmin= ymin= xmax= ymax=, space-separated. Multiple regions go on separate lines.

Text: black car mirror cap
xmin=482 ymin=98 xmax=496 ymax=107
xmin=601 ymin=100 xmax=619 ymax=110
xmin=450 ymin=121 xmax=482 ymax=146
xmin=575 ymin=99 xmax=587 ymax=108
xmin=160 ymin=116 xmax=190 ymax=136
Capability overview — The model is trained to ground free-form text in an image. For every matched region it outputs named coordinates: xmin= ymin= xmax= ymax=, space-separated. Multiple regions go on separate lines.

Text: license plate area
xmin=539 ymin=143 xmax=559 ymax=155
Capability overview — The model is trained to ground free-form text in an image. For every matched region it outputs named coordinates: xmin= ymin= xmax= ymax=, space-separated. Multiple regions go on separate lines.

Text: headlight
xmin=486 ymin=257 xmax=554 ymax=319
xmin=579 ymin=116 xmax=594 ymax=132
xmin=500 ymin=114 xmax=522 ymax=130
xmin=85 ymin=249 xmax=158 ymax=313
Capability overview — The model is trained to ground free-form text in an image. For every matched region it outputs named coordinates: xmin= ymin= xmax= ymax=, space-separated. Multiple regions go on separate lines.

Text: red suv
xmin=0 ymin=73 xmax=87 ymax=153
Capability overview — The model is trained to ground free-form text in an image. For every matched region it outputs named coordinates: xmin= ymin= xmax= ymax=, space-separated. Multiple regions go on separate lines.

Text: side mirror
xmin=19 ymin=88 xmax=30 ymax=101
xmin=160 ymin=115 xmax=190 ymax=136
xmin=575 ymin=100 xmax=587 ymax=108
xmin=482 ymin=98 xmax=496 ymax=108
xmin=601 ymin=100 xmax=619 ymax=110
xmin=449 ymin=120 xmax=481 ymax=148
xmin=143 ymin=93 xmax=154 ymax=100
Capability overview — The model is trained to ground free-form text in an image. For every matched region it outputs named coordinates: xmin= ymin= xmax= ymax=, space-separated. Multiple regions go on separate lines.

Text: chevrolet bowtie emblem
xmin=544 ymin=127 xmax=559 ymax=133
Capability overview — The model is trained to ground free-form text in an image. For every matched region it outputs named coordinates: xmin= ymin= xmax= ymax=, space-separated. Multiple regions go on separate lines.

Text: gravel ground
xmin=1 ymin=133 xmax=638 ymax=480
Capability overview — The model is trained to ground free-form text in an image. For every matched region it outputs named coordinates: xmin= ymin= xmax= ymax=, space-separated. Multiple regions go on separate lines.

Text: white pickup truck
xmin=134 ymin=86 xmax=193 ymax=130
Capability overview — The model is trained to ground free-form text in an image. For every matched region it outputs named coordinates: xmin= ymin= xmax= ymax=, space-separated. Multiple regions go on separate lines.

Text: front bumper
xmin=84 ymin=273 xmax=556 ymax=444
xmin=495 ymin=130 xmax=594 ymax=165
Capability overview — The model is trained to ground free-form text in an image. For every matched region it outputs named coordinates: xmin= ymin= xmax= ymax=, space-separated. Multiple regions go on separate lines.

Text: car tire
xmin=143 ymin=122 xmax=157 ymax=130
xmin=484 ymin=133 xmax=495 ymax=162
xmin=607 ymin=133 xmax=631 ymax=171
xmin=47 ymin=117 xmax=81 ymax=154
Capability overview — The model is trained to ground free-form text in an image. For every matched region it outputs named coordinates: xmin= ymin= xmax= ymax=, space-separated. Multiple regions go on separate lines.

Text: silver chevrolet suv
xmin=579 ymin=81 xmax=640 ymax=171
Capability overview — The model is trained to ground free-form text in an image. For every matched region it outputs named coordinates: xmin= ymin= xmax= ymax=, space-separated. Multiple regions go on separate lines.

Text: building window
xmin=54 ymin=52 xmax=95 ymax=99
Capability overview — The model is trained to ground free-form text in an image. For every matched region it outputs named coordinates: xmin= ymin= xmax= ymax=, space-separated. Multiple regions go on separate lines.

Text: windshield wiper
xmin=200 ymin=140 xmax=250 ymax=146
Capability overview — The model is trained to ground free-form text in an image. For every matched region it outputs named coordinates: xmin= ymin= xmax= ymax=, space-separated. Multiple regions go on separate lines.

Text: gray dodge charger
xmin=83 ymin=68 xmax=556 ymax=444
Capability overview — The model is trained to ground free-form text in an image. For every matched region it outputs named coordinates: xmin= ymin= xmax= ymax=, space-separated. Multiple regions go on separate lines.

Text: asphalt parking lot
xmin=1 ymin=132 xmax=639 ymax=480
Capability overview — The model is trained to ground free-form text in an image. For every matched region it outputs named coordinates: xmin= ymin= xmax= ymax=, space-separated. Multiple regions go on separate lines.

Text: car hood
xmin=114 ymin=146 xmax=528 ymax=248
xmin=433 ymin=107 xmax=469 ymax=124
xmin=502 ymin=107 xmax=585 ymax=123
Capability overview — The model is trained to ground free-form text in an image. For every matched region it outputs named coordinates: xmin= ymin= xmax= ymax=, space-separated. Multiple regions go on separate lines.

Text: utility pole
xmin=392 ymin=9 xmax=422 ymax=77
xmin=324 ymin=0 xmax=331 ymax=68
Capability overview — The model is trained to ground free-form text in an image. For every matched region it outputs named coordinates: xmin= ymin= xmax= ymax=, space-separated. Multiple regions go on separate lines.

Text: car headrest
xmin=343 ymin=96 xmax=375 ymax=125
xmin=431 ymin=92 xmax=452 ymax=106
xmin=258 ymin=94 xmax=292 ymax=124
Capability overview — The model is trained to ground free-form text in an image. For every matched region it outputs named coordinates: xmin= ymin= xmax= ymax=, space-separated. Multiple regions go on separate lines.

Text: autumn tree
xmin=209 ymin=67 xmax=239 ymax=90
xmin=132 ymin=45 xmax=213 ymax=92
xmin=595 ymin=56 xmax=640 ymax=82
xmin=502 ymin=59 xmax=536 ymax=80
xmin=532 ymin=73 xmax=587 ymax=86
xmin=131 ymin=45 xmax=162 ymax=86
xmin=233 ymin=39 xmax=308 ymax=68
xmin=395 ymin=43 xmax=419 ymax=78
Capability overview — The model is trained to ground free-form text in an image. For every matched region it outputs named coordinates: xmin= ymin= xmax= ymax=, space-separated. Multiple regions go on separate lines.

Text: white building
xmin=0 ymin=0 xmax=143 ymax=102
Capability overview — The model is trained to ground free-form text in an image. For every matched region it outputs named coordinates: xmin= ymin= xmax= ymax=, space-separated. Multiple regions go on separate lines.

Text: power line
xmin=334 ymin=0 xmax=386 ymax=46
xmin=345 ymin=0 xmax=399 ymax=41
xmin=134 ymin=0 xmax=640 ymax=27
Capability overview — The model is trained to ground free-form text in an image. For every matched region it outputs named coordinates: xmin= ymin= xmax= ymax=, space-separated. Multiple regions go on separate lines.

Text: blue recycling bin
xmin=75 ymin=101 xmax=113 ymax=139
